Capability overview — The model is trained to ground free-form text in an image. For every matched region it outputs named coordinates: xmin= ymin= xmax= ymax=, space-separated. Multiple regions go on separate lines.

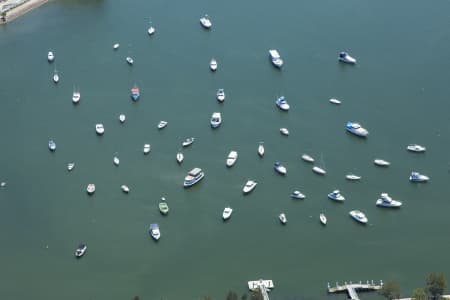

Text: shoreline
xmin=0 ymin=0 xmax=48 ymax=24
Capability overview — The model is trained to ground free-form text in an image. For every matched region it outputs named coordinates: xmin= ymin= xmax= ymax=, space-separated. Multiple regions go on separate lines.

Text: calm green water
xmin=1 ymin=0 xmax=450 ymax=299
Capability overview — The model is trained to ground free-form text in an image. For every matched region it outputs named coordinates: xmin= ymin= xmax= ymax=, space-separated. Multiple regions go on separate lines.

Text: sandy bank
xmin=0 ymin=0 xmax=48 ymax=24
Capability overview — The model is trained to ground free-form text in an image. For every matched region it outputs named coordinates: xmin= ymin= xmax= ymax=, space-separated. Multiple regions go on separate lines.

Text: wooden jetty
xmin=327 ymin=280 xmax=383 ymax=300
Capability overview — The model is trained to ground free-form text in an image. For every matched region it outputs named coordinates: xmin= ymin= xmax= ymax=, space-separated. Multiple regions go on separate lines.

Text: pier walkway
xmin=248 ymin=279 xmax=274 ymax=300
xmin=328 ymin=280 xmax=383 ymax=300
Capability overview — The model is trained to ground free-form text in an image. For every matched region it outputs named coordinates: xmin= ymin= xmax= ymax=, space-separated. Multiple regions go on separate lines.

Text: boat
xmin=86 ymin=184 xmax=95 ymax=195
xmin=72 ymin=89 xmax=80 ymax=104
xmin=74 ymin=243 xmax=87 ymax=258
xmin=121 ymin=185 xmax=130 ymax=193
xmin=329 ymin=98 xmax=341 ymax=104
xmin=131 ymin=85 xmax=140 ymax=101
xmin=279 ymin=213 xmax=287 ymax=224
xmin=274 ymin=162 xmax=287 ymax=175
xmin=328 ymin=190 xmax=345 ymax=201
xmin=301 ymin=154 xmax=315 ymax=163
xmin=346 ymin=121 xmax=369 ymax=137
xmin=319 ymin=213 xmax=327 ymax=225
xmin=312 ymin=166 xmax=326 ymax=175
xmin=67 ymin=162 xmax=75 ymax=171
xmin=349 ymin=210 xmax=368 ymax=224
xmin=280 ymin=128 xmax=289 ymax=136
xmin=339 ymin=52 xmax=357 ymax=64
xmin=126 ymin=56 xmax=134 ymax=65
xmin=53 ymin=70 xmax=59 ymax=83
xmin=376 ymin=193 xmax=402 ymax=208
xmin=226 ymin=151 xmax=238 ymax=167
xmin=113 ymin=43 xmax=120 ymax=50
xmin=148 ymin=223 xmax=161 ymax=241
xmin=147 ymin=21 xmax=156 ymax=35
xmin=157 ymin=121 xmax=168 ymax=129
xmin=346 ymin=174 xmax=362 ymax=181
xmin=222 ymin=207 xmax=233 ymax=220
xmin=374 ymin=159 xmax=390 ymax=167
xmin=143 ymin=144 xmax=151 ymax=154
xmin=269 ymin=49 xmax=283 ymax=68
xmin=199 ymin=14 xmax=212 ymax=29
xmin=95 ymin=124 xmax=104 ymax=135
xmin=48 ymin=140 xmax=56 ymax=152
xmin=113 ymin=156 xmax=120 ymax=166
xmin=290 ymin=190 xmax=305 ymax=199
xmin=409 ymin=171 xmax=429 ymax=182
xmin=182 ymin=137 xmax=195 ymax=147
xmin=183 ymin=167 xmax=204 ymax=187
xmin=210 ymin=112 xmax=222 ymax=128
xmin=119 ymin=114 xmax=126 ymax=123
xmin=275 ymin=96 xmax=290 ymax=111
xmin=159 ymin=200 xmax=169 ymax=215
xmin=258 ymin=142 xmax=265 ymax=157
xmin=47 ymin=51 xmax=54 ymax=62
xmin=176 ymin=152 xmax=184 ymax=164
xmin=210 ymin=58 xmax=218 ymax=71
xmin=243 ymin=180 xmax=257 ymax=194
xmin=407 ymin=144 xmax=426 ymax=153
xmin=216 ymin=89 xmax=225 ymax=102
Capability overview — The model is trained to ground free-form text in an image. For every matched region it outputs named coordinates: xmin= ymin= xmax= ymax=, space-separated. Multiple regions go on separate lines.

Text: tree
xmin=226 ymin=291 xmax=238 ymax=300
xmin=426 ymin=273 xmax=447 ymax=300
xmin=412 ymin=288 xmax=428 ymax=300
xmin=379 ymin=281 xmax=401 ymax=300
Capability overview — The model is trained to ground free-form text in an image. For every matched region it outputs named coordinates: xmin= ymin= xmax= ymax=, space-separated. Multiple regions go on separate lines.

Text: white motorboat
xmin=329 ymin=98 xmax=341 ymax=105
xmin=257 ymin=142 xmax=265 ymax=157
xmin=121 ymin=185 xmax=130 ymax=193
xmin=47 ymin=51 xmax=54 ymax=62
xmin=147 ymin=23 xmax=156 ymax=35
xmin=48 ymin=140 xmax=56 ymax=152
xmin=86 ymin=184 xmax=95 ymax=195
xmin=312 ymin=166 xmax=326 ymax=175
xmin=301 ymin=154 xmax=315 ymax=163
xmin=275 ymin=96 xmax=290 ymax=111
xmin=149 ymin=223 xmax=161 ymax=241
xmin=210 ymin=58 xmax=217 ymax=71
xmin=376 ymin=193 xmax=402 ymax=208
xmin=290 ymin=190 xmax=305 ymax=199
xmin=126 ymin=56 xmax=134 ymax=65
xmin=53 ymin=70 xmax=59 ymax=83
xmin=279 ymin=213 xmax=287 ymax=224
xmin=119 ymin=114 xmax=126 ymax=123
xmin=269 ymin=49 xmax=283 ymax=68
xmin=67 ymin=162 xmax=75 ymax=171
xmin=274 ymin=162 xmax=287 ymax=175
xmin=407 ymin=144 xmax=426 ymax=153
xmin=210 ymin=112 xmax=222 ymax=128
xmin=349 ymin=210 xmax=368 ymax=224
xmin=216 ymin=89 xmax=225 ymax=102
xmin=143 ymin=144 xmax=151 ymax=154
xmin=222 ymin=207 xmax=233 ymax=220
xmin=199 ymin=14 xmax=212 ymax=29
xmin=182 ymin=137 xmax=195 ymax=147
xmin=226 ymin=151 xmax=238 ymax=167
xmin=409 ymin=171 xmax=429 ymax=182
xmin=183 ymin=167 xmax=204 ymax=187
xmin=346 ymin=121 xmax=369 ymax=137
xmin=243 ymin=180 xmax=257 ymax=194
xmin=374 ymin=159 xmax=390 ymax=167
xmin=74 ymin=243 xmax=87 ymax=258
xmin=280 ymin=128 xmax=289 ymax=136
xmin=339 ymin=52 xmax=357 ymax=64
xmin=328 ymin=190 xmax=345 ymax=201
xmin=72 ymin=89 xmax=80 ymax=104
xmin=113 ymin=43 xmax=120 ymax=50
xmin=113 ymin=156 xmax=120 ymax=166
xmin=95 ymin=124 xmax=105 ymax=135
xmin=346 ymin=174 xmax=362 ymax=181
xmin=176 ymin=152 xmax=184 ymax=164
xmin=319 ymin=213 xmax=327 ymax=225
xmin=157 ymin=120 xmax=168 ymax=129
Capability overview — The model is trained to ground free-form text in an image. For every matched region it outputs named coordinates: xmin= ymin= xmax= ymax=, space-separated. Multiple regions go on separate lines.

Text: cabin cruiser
xmin=126 ymin=57 xmax=134 ymax=65
xmin=86 ymin=184 xmax=95 ymax=195
xmin=243 ymin=180 xmax=257 ymax=194
xmin=407 ymin=144 xmax=426 ymax=153
xmin=176 ymin=152 xmax=184 ymax=164
xmin=226 ymin=151 xmax=238 ymax=167
xmin=291 ymin=190 xmax=305 ymax=199
xmin=113 ymin=43 xmax=120 ymax=50
xmin=95 ymin=124 xmax=105 ymax=135
xmin=275 ymin=96 xmax=290 ymax=111
xmin=143 ymin=144 xmax=151 ymax=154
xmin=131 ymin=85 xmax=140 ymax=101
xmin=279 ymin=213 xmax=287 ymax=224
xmin=280 ymin=128 xmax=289 ymax=136
xmin=216 ymin=89 xmax=225 ymax=102
xmin=328 ymin=190 xmax=345 ymax=201
xmin=301 ymin=154 xmax=314 ymax=163
xmin=184 ymin=168 xmax=204 ymax=187
xmin=158 ymin=121 xmax=168 ymax=129
xmin=349 ymin=210 xmax=368 ymax=224
xmin=74 ymin=244 xmax=87 ymax=258
xmin=48 ymin=140 xmax=56 ymax=152
xmin=374 ymin=159 xmax=390 ymax=167
xmin=113 ymin=156 xmax=120 ymax=166
xmin=338 ymin=52 xmax=357 ymax=64
xmin=258 ymin=143 xmax=265 ymax=157
xmin=72 ymin=89 xmax=80 ymax=104
xmin=121 ymin=185 xmax=130 ymax=193
xmin=222 ymin=207 xmax=233 ymax=220
xmin=159 ymin=200 xmax=169 ymax=215
xmin=346 ymin=122 xmax=369 ymax=137
xmin=200 ymin=14 xmax=212 ymax=29
xmin=119 ymin=114 xmax=126 ymax=123
xmin=409 ymin=171 xmax=429 ymax=182
xmin=182 ymin=137 xmax=195 ymax=147
xmin=376 ymin=193 xmax=402 ymax=208
xmin=274 ymin=162 xmax=287 ymax=175
xmin=210 ymin=112 xmax=222 ymax=128
xmin=329 ymin=98 xmax=341 ymax=104
xmin=147 ymin=24 xmax=156 ymax=35
xmin=210 ymin=58 xmax=217 ymax=71
xmin=319 ymin=213 xmax=327 ymax=225
xmin=269 ymin=49 xmax=283 ymax=68
xmin=47 ymin=51 xmax=54 ymax=62
xmin=149 ymin=223 xmax=161 ymax=240
xmin=346 ymin=174 xmax=361 ymax=181
xmin=312 ymin=166 xmax=326 ymax=175
xmin=67 ymin=162 xmax=75 ymax=171
xmin=53 ymin=70 xmax=59 ymax=83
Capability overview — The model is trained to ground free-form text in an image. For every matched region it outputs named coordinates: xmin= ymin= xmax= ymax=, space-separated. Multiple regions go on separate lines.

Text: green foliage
xmin=426 ymin=273 xmax=447 ymax=299
xmin=379 ymin=281 xmax=401 ymax=300
xmin=226 ymin=291 xmax=238 ymax=300
xmin=412 ymin=288 xmax=428 ymax=300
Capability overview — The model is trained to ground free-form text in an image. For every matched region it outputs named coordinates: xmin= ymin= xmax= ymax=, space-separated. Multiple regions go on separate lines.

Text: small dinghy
xmin=113 ymin=43 xmax=120 ymax=50
xmin=72 ymin=89 xmax=80 ymax=104
xmin=67 ymin=162 xmax=75 ymax=171
xmin=74 ymin=243 xmax=87 ymax=258
xmin=48 ymin=140 xmax=56 ymax=152
xmin=95 ymin=124 xmax=105 ymax=135
xmin=119 ymin=114 xmax=126 ymax=123
xmin=210 ymin=58 xmax=217 ymax=71
xmin=113 ymin=156 xmax=120 ymax=166
xmin=143 ymin=144 xmax=151 ymax=154
xmin=126 ymin=56 xmax=134 ymax=65
xmin=53 ymin=70 xmax=59 ymax=83
xmin=158 ymin=121 xmax=168 ymax=129
xmin=280 ymin=128 xmax=289 ymax=136
xmin=86 ymin=184 xmax=95 ymax=195
xmin=121 ymin=185 xmax=129 ymax=193
xmin=47 ymin=51 xmax=55 ymax=62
